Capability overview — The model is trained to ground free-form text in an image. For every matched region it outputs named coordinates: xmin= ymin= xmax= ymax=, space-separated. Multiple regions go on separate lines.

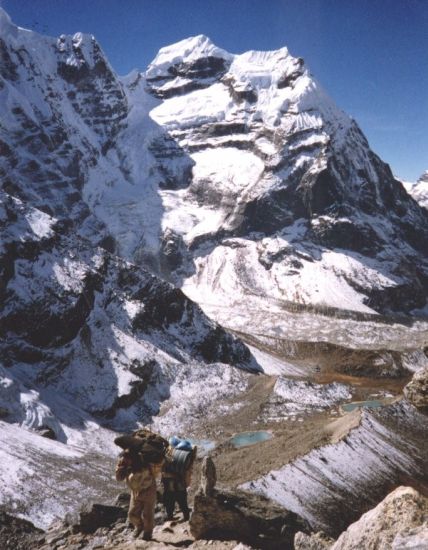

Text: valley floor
xmin=187 ymin=357 xmax=410 ymax=490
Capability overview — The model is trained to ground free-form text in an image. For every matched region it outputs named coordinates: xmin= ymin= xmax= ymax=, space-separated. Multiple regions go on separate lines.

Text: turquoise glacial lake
xmin=230 ymin=430 xmax=272 ymax=448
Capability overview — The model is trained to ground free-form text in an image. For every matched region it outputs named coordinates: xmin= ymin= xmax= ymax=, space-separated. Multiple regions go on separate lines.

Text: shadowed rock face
xmin=1 ymin=27 xmax=126 ymax=201
xmin=0 ymin=510 xmax=43 ymax=550
xmin=146 ymin=55 xmax=229 ymax=98
xmin=0 ymin=190 xmax=257 ymax=429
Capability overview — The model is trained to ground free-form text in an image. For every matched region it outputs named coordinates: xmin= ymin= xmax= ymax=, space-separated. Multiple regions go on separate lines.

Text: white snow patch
xmin=146 ymin=35 xmax=233 ymax=80
xmin=247 ymin=345 xmax=306 ymax=376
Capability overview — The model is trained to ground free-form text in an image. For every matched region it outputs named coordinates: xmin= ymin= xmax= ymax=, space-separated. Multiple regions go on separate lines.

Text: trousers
xmin=162 ymin=478 xmax=190 ymax=520
xmin=128 ymin=482 xmax=157 ymax=534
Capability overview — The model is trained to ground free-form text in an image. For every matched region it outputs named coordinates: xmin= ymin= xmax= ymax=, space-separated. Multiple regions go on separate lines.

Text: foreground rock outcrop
xmin=190 ymin=457 xmax=308 ymax=549
xmin=0 ymin=509 xmax=43 ymax=550
xmin=2 ymin=462 xmax=427 ymax=550
xmin=294 ymin=486 xmax=428 ymax=549
xmin=28 ymin=489 xmax=268 ymax=549
xmin=330 ymin=486 xmax=428 ymax=550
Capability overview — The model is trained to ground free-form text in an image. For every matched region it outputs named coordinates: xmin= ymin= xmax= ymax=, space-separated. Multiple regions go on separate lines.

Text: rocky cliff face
xmin=0 ymin=189 xmax=255 ymax=424
xmin=294 ymin=486 xmax=428 ymax=550
xmin=0 ymin=9 xmax=122 ymax=248
xmin=329 ymin=486 xmax=428 ymax=550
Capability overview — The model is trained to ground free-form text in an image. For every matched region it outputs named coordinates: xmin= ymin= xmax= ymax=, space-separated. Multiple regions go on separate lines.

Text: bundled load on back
xmin=166 ymin=436 xmax=197 ymax=476
xmin=114 ymin=428 xmax=169 ymax=466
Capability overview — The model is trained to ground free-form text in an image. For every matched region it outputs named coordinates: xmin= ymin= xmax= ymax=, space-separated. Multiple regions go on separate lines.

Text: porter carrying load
xmin=114 ymin=428 xmax=169 ymax=540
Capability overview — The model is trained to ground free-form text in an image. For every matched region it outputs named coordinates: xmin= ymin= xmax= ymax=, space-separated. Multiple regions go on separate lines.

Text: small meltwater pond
xmin=342 ymin=399 xmax=384 ymax=412
xmin=230 ymin=430 xmax=273 ymax=448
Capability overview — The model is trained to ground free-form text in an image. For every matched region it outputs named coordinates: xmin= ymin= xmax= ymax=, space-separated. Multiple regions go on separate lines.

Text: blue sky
xmin=2 ymin=0 xmax=427 ymax=181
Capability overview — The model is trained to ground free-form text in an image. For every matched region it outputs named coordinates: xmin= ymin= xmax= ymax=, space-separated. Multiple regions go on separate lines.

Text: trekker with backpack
xmin=161 ymin=437 xmax=196 ymax=521
xmin=114 ymin=428 xmax=169 ymax=540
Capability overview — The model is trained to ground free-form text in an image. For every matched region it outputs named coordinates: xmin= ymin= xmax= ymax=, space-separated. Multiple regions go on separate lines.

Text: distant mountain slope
xmin=403 ymin=171 xmax=428 ymax=211
xmin=0 ymin=189 xmax=256 ymax=431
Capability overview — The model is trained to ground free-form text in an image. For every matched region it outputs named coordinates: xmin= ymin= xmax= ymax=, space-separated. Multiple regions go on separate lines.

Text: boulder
xmin=190 ymin=489 xmax=308 ymax=549
xmin=330 ymin=486 xmax=428 ymax=550
xmin=392 ymin=522 xmax=428 ymax=549
xmin=66 ymin=502 xmax=127 ymax=534
xmin=404 ymin=367 xmax=428 ymax=413
xmin=0 ymin=510 xmax=43 ymax=550
xmin=294 ymin=531 xmax=334 ymax=549
xmin=190 ymin=457 xmax=308 ymax=548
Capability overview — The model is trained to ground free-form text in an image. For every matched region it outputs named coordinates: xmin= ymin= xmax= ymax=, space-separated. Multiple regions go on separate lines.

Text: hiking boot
xmin=143 ymin=531 xmax=152 ymax=541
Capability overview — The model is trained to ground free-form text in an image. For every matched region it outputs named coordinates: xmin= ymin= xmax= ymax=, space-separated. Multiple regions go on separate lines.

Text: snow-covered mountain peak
xmin=404 ymin=171 xmax=428 ymax=211
xmin=418 ymin=170 xmax=428 ymax=184
xmin=0 ymin=8 xmax=111 ymax=80
xmin=146 ymin=34 xmax=233 ymax=78
xmin=141 ymin=36 xmax=428 ymax=316
xmin=56 ymin=32 xmax=100 ymax=70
